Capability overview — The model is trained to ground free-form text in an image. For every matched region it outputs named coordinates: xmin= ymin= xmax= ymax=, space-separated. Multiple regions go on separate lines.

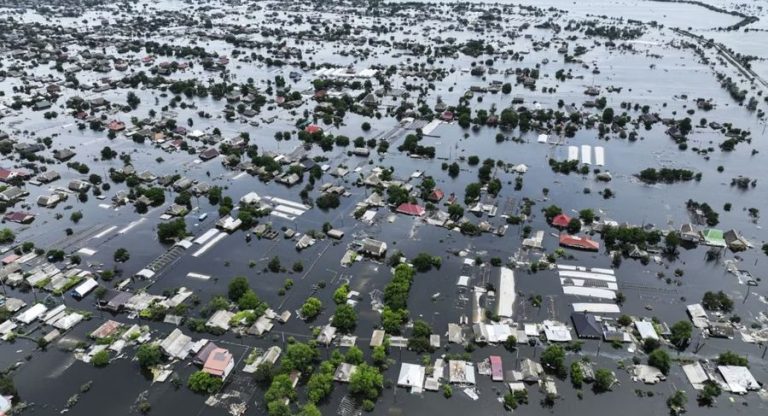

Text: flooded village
xmin=0 ymin=0 xmax=767 ymax=415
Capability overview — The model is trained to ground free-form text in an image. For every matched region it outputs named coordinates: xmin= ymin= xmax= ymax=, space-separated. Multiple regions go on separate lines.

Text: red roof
xmin=396 ymin=203 xmax=425 ymax=216
xmin=428 ymin=189 xmax=445 ymax=202
xmin=203 ymin=348 xmax=233 ymax=378
xmin=559 ymin=234 xmax=599 ymax=251
xmin=305 ymin=124 xmax=322 ymax=134
xmin=551 ymin=213 xmax=572 ymax=228
xmin=3 ymin=211 xmax=34 ymax=224
xmin=490 ymin=355 xmax=503 ymax=381
xmin=0 ymin=168 xmax=13 ymax=181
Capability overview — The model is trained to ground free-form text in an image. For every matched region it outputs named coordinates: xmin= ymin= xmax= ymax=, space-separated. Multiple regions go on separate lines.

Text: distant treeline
xmin=648 ymin=0 xmax=759 ymax=30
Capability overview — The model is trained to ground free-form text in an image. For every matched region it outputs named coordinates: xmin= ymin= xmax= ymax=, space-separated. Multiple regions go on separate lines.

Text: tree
xmin=617 ymin=315 xmax=632 ymax=326
xmin=448 ymin=204 xmax=464 ymax=220
xmin=282 ymin=342 xmax=316 ymax=373
xmin=0 ymin=228 xmax=14 ymax=243
xmin=667 ymin=390 xmax=687 ymax=415
xmin=701 ymin=291 xmax=733 ymax=313
xmin=372 ymin=345 xmax=387 ymax=367
xmin=228 ymin=276 xmax=250 ymax=301
xmin=187 ymin=371 xmax=223 ymax=394
xmin=237 ymin=290 xmax=262 ymax=310
xmin=448 ymin=162 xmax=460 ymax=178
xmin=386 ymin=185 xmax=409 ymax=206
xmin=345 ymin=346 xmax=364 ymax=365
xmin=70 ymin=211 xmax=83 ymax=223
xmin=697 ymin=381 xmax=721 ymax=407
xmin=540 ymin=345 xmax=566 ymax=378
xmin=267 ymin=401 xmax=291 ymax=416
xmin=669 ymin=320 xmax=692 ymax=350
xmin=504 ymin=335 xmax=517 ymax=351
xmin=254 ymin=362 xmax=274 ymax=386
xmin=412 ymin=252 xmax=440 ymax=272
xmin=648 ymin=349 xmax=671 ymax=375
xmin=593 ymin=369 xmax=615 ymax=392
xmin=579 ymin=209 xmax=595 ymax=224
xmin=333 ymin=284 xmax=349 ymax=305
xmin=300 ymin=297 xmax=322 ymax=319
xmin=464 ymin=182 xmax=481 ymax=204
xmin=157 ymin=219 xmax=187 ymax=243
xmin=570 ymin=361 xmax=584 ymax=388
xmin=412 ymin=320 xmax=432 ymax=338
xmin=113 ymin=248 xmax=130 ymax=263
xmin=567 ymin=218 xmax=582 ymax=234
xmin=265 ymin=373 xmax=296 ymax=404
xmin=92 ymin=350 xmax=110 ymax=367
xmin=299 ymin=403 xmax=322 ymax=416
xmin=349 ymin=364 xmax=383 ymax=400
xmin=361 ymin=122 xmax=371 ymax=131
xmin=332 ymin=304 xmax=357 ymax=333
xmin=101 ymin=146 xmax=117 ymax=160
xmin=602 ymin=107 xmax=614 ymax=124
xmin=136 ymin=344 xmax=163 ymax=369
xmin=265 ymin=257 xmax=281 ymax=273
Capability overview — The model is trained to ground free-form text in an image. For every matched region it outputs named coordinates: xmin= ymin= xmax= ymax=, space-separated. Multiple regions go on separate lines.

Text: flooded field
xmin=0 ymin=0 xmax=766 ymax=415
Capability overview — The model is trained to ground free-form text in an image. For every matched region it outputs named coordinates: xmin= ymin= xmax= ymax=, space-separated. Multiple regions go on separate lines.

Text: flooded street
xmin=0 ymin=0 xmax=767 ymax=415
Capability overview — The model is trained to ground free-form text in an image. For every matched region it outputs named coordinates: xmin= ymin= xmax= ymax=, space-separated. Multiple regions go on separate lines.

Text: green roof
xmin=702 ymin=229 xmax=725 ymax=246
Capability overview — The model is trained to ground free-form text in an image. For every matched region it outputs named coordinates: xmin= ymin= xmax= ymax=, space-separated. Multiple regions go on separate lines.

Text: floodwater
xmin=1 ymin=0 xmax=767 ymax=415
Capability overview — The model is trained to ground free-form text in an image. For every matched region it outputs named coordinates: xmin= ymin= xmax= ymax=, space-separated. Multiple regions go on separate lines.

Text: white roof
xmin=718 ymin=366 xmax=759 ymax=394
xmin=397 ymin=363 xmax=426 ymax=388
xmin=635 ymin=321 xmax=659 ymax=340
xmin=15 ymin=303 xmax=48 ymax=324
xmin=682 ymin=362 xmax=710 ymax=390
xmin=543 ymin=321 xmax=572 ymax=342
xmin=496 ymin=268 xmax=515 ymax=318
xmin=73 ymin=277 xmax=98 ymax=297
xmin=53 ymin=312 xmax=85 ymax=330
xmin=456 ymin=275 xmax=470 ymax=287
xmin=160 ymin=328 xmax=193 ymax=359
xmin=572 ymin=303 xmax=621 ymax=313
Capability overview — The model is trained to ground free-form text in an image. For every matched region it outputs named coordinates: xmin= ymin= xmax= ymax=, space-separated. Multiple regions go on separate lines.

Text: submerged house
xmin=203 ymin=347 xmax=235 ymax=379
xmin=559 ymin=234 xmax=599 ymax=251
xmin=571 ymin=312 xmax=602 ymax=339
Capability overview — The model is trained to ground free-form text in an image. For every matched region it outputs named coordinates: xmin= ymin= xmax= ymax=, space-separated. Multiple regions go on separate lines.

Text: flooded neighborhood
xmin=0 ymin=0 xmax=767 ymax=415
